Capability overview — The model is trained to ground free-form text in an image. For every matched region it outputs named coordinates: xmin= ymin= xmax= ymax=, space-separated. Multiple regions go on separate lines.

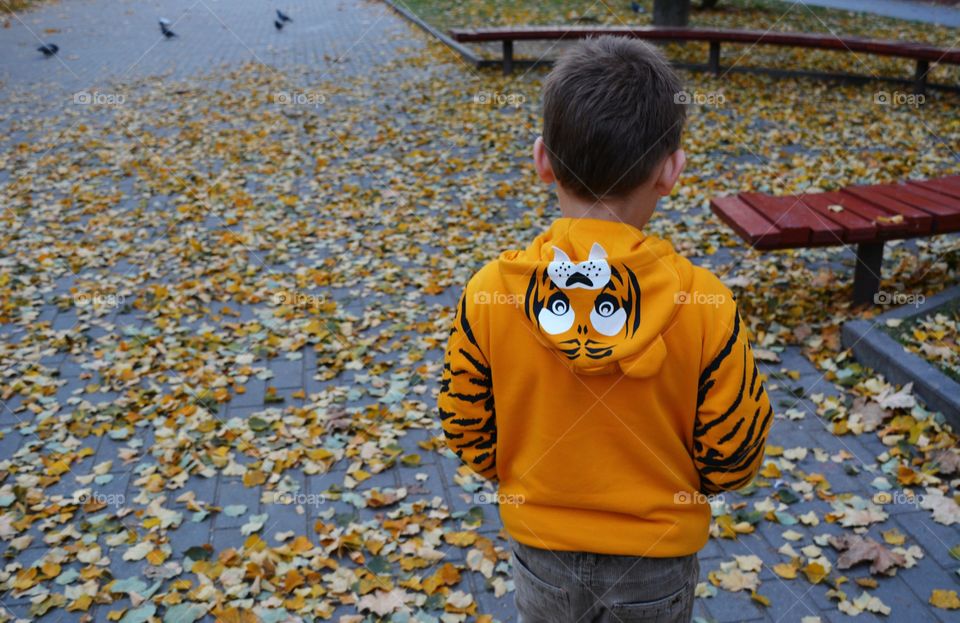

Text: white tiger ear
xmin=588 ymin=242 xmax=607 ymax=261
xmin=551 ymin=246 xmax=571 ymax=263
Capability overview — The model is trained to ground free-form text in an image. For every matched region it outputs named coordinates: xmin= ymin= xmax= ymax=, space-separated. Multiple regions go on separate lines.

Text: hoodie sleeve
xmin=694 ymin=299 xmax=773 ymax=494
xmin=438 ymin=288 xmax=497 ymax=481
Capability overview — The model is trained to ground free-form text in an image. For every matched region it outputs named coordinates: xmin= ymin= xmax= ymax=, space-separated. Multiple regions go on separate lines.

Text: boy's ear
xmin=653 ymin=148 xmax=686 ymax=197
xmin=533 ymin=137 xmax=556 ymax=184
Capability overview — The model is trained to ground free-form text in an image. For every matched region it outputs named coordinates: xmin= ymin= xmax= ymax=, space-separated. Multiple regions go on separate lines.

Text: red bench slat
xmin=908 ymin=179 xmax=960 ymax=201
xmin=806 ymin=191 xmax=913 ymax=238
xmin=794 ymin=193 xmax=877 ymax=242
xmin=933 ymin=176 xmax=960 ymax=193
xmin=739 ymin=192 xmax=845 ymax=245
xmin=709 ymin=195 xmax=785 ymax=249
xmin=841 ymin=186 xmax=933 ymax=234
xmin=868 ymin=183 xmax=960 ymax=231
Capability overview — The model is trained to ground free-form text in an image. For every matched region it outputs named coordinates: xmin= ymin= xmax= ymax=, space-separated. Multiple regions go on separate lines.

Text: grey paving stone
xmin=895 ymin=512 xmax=960 ymax=568
xmin=691 ymin=599 xmax=716 ymax=622
xmin=474 ymin=585 xmax=516 ymax=622
xmin=821 ymin=609 xmax=889 ymax=623
xmin=397 ymin=460 xmax=448 ymax=501
xmin=714 ymin=531 xmax=780 ymax=563
xmin=267 ymin=357 xmax=305 ymax=388
xmin=180 ymin=473 xmax=220 ymax=507
xmin=213 ymin=479 xmax=263 ymax=529
xmin=0 ymin=431 xmax=23 ymax=460
xmin=167 ymin=515 xmax=215 ymax=554
xmin=753 ymin=575 xmax=821 ymax=622
xmin=895 ymin=556 xmax=960 ymax=602
xmin=228 ymin=377 xmax=266 ymax=408
xmin=211 ymin=526 xmax=247 ymax=555
xmin=699 ymin=536 xmax=724 ymax=560
xmin=699 ymin=588 xmax=767 ymax=622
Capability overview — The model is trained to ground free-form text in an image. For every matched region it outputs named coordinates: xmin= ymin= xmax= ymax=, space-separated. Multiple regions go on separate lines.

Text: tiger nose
xmin=577 ymin=324 xmax=588 ymax=335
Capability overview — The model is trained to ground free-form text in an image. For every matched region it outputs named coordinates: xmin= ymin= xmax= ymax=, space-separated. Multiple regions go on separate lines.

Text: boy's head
xmin=535 ymin=36 xmax=686 ymax=206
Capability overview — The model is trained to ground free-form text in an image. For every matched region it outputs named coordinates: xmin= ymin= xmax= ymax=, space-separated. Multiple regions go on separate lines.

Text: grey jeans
xmin=509 ymin=538 xmax=699 ymax=623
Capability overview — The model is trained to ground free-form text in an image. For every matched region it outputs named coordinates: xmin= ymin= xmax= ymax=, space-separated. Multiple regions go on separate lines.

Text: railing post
xmin=708 ymin=41 xmax=721 ymax=76
xmin=853 ymin=242 xmax=884 ymax=306
xmin=503 ymin=39 xmax=514 ymax=75
xmin=913 ymin=59 xmax=929 ymax=96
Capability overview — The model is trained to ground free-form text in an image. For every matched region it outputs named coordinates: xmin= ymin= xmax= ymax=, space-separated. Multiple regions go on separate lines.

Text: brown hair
xmin=541 ymin=36 xmax=686 ymax=199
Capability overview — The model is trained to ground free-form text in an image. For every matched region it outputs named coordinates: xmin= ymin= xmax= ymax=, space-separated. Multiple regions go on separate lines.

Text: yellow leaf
xmin=750 ymin=590 xmax=771 ymax=607
xmin=48 ymin=460 xmax=71 ymax=476
xmin=146 ymin=549 xmax=168 ymax=565
xmin=443 ymin=531 xmax=478 ymax=547
xmin=41 ymin=562 xmax=61 ymax=579
xmin=802 ymin=562 xmax=827 ymax=584
xmin=760 ymin=462 xmax=781 ymax=479
xmin=772 ymin=563 xmax=798 ymax=579
xmin=66 ymin=594 xmax=93 ymax=612
xmin=881 ymin=528 xmax=905 ymax=545
xmin=930 ymin=589 xmax=960 ymax=610
xmin=423 ymin=563 xmax=461 ymax=595
xmin=289 ymin=536 xmax=314 ymax=554
xmin=243 ymin=469 xmax=266 ymax=487
xmin=875 ymin=214 xmax=904 ymax=224
xmin=12 ymin=567 xmax=38 ymax=591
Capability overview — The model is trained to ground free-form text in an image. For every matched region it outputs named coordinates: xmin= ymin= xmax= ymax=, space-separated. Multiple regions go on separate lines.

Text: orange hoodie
xmin=438 ymin=218 xmax=773 ymax=557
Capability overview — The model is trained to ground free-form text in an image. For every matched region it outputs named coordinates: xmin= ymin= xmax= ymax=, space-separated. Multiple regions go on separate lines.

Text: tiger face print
xmin=524 ymin=243 xmax=642 ymax=362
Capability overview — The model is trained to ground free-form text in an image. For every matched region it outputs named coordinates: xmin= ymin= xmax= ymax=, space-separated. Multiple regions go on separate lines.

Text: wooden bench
xmin=710 ymin=175 xmax=960 ymax=305
xmin=449 ymin=26 xmax=959 ymax=93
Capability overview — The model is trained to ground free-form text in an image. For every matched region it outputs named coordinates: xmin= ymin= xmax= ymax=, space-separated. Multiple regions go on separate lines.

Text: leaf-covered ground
xmin=0 ymin=0 xmax=959 ymax=621
xmin=887 ymin=304 xmax=960 ymax=382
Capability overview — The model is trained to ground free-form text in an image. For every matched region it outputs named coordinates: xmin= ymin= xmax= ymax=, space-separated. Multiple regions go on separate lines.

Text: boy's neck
xmin=555 ymin=184 xmax=658 ymax=231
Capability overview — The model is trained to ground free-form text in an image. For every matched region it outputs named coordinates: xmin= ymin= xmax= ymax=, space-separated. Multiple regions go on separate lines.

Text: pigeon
xmin=274 ymin=19 xmax=284 ymax=30
xmin=160 ymin=21 xmax=177 ymax=39
xmin=276 ymin=9 xmax=292 ymax=23
xmin=630 ymin=1 xmax=643 ymax=13
xmin=37 ymin=43 xmax=59 ymax=57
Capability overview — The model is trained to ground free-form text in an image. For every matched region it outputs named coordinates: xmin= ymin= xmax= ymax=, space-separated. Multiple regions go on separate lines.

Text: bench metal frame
xmin=450 ymin=26 xmax=959 ymax=94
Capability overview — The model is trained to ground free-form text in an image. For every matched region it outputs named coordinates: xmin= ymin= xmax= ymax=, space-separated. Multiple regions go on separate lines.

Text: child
xmin=438 ymin=36 xmax=772 ymax=622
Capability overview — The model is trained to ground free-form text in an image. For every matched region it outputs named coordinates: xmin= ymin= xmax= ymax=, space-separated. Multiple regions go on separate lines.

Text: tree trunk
xmin=653 ymin=0 xmax=691 ymax=26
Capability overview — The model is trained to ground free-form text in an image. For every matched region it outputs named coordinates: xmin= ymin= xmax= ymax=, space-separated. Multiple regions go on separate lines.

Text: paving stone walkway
xmin=0 ymin=0 xmax=958 ymax=622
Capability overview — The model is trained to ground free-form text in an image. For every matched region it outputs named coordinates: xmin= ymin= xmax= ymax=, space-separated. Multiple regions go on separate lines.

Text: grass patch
xmin=2 ymin=0 xmax=57 ymax=15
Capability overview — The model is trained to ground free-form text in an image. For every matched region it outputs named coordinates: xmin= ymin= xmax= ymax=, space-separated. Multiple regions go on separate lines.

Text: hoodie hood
xmin=497 ymin=218 xmax=692 ymax=378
